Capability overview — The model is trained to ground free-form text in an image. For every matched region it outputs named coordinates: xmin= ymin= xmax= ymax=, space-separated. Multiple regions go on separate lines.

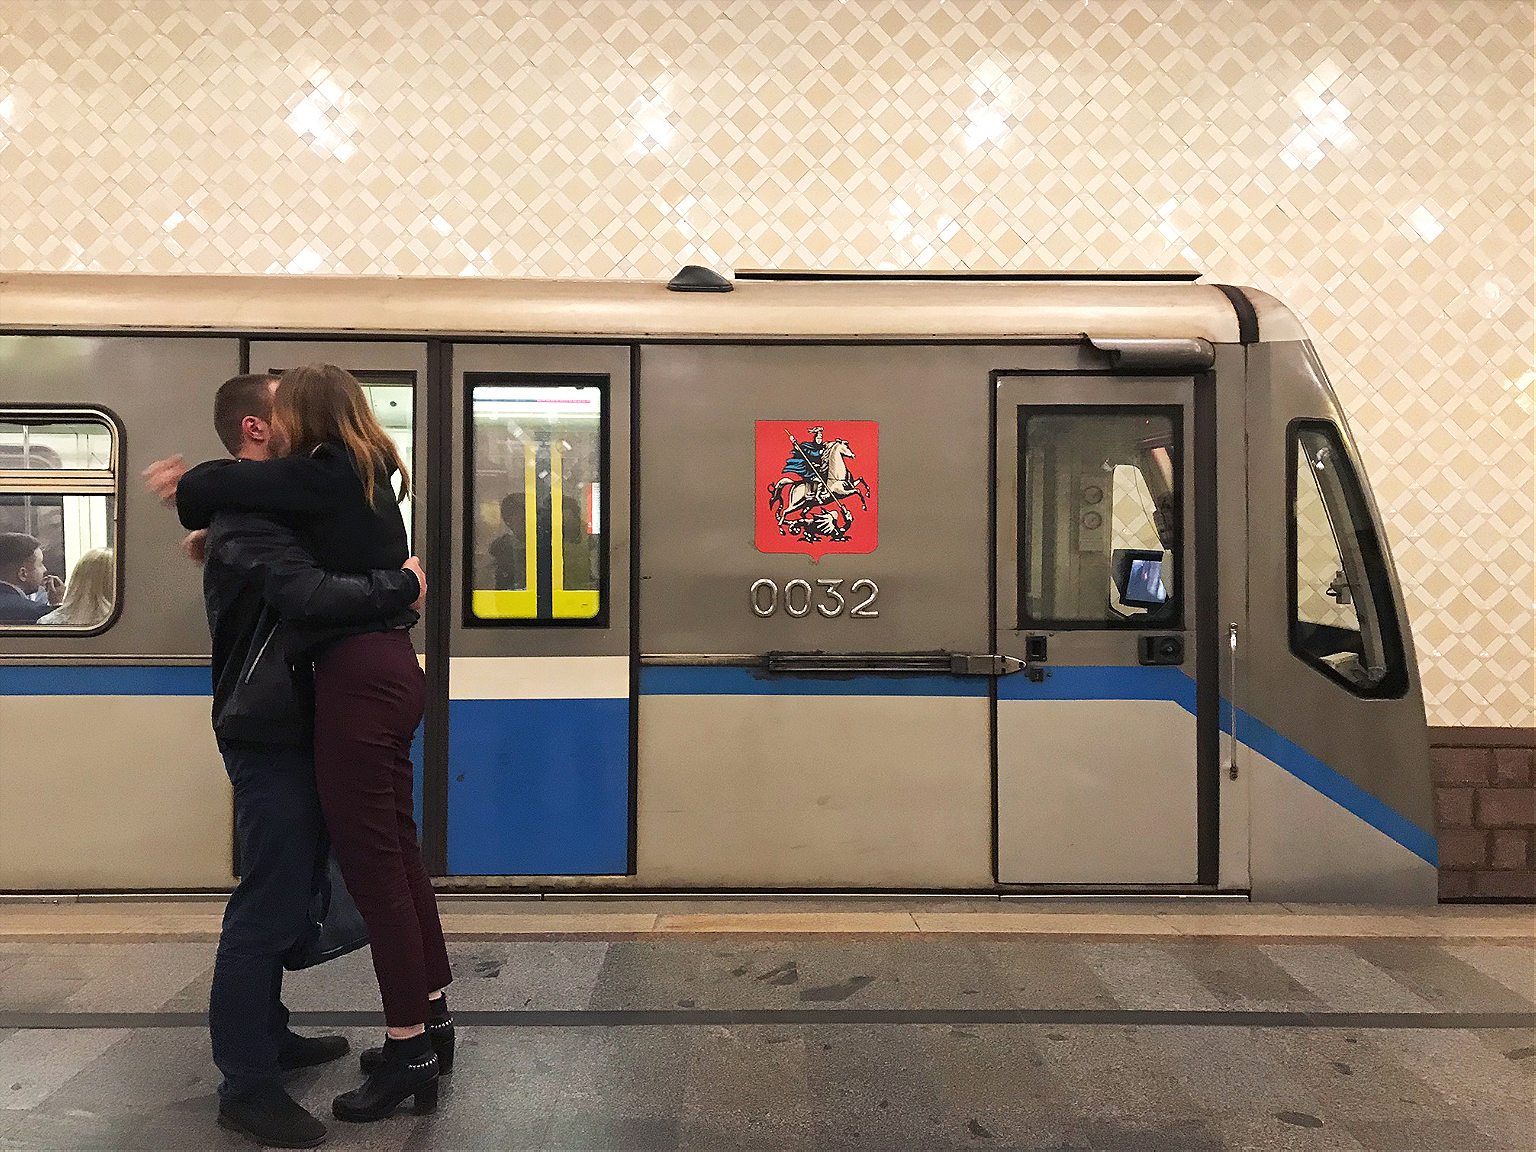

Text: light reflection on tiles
xmin=0 ymin=0 xmax=1529 ymax=726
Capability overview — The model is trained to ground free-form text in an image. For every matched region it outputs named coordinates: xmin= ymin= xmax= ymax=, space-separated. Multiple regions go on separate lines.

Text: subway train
xmin=0 ymin=269 xmax=1437 ymax=902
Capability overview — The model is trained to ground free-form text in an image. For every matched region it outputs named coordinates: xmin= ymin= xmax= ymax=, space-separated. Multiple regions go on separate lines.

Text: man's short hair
xmin=0 ymin=533 xmax=42 ymax=573
xmin=213 ymin=373 xmax=278 ymax=455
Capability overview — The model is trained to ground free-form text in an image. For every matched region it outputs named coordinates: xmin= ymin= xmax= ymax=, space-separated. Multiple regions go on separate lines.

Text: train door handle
xmin=1226 ymin=623 xmax=1239 ymax=781
xmin=950 ymin=654 xmax=1024 ymax=676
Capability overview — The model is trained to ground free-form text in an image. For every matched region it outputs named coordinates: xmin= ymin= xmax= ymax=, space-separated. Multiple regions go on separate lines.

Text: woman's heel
xmin=412 ymin=1079 xmax=439 ymax=1115
xmin=333 ymin=1034 xmax=439 ymax=1123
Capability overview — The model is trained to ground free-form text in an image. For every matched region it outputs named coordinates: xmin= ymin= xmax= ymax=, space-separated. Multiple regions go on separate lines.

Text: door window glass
xmin=1020 ymin=409 xmax=1180 ymax=627
xmin=1290 ymin=422 xmax=1406 ymax=696
xmin=468 ymin=379 xmax=605 ymax=623
xmin=0 ymin=410 xmax=120 ymax=631
xmin=358 ymin=375 xmax=415 ymax=552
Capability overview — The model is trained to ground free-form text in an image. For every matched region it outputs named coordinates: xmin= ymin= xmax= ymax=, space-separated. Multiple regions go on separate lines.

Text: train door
xmin=444 ymin=345 xmax=632 ymax=876
xmin=994 ymin=375 xmax=1205 ymax=885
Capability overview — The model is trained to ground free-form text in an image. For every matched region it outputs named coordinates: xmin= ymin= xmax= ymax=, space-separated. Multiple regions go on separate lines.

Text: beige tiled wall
xmin=1 ymin=0 xmax=1531 ymax=726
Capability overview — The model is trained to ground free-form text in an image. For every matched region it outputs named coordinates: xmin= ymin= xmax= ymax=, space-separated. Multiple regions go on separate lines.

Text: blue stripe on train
xmin=995 ymin=663 xmax=1198 ymax=709
xmin=1234 ymin=709 xmax=1437 ymax=866
xmin=3 ymin=663 xmax=1435 ymax=870
xmin=997 ymin=664 xmax=1436 ymax=867
xmin=640 ymin=665 xmax=988 ymax=697
xmin=446 ymin=697 xmax=629 ymax=876
xmin=0 ymin=664 xmax=211 ymax=695
xmin=0 ymin=663 xmax=438 ymax=851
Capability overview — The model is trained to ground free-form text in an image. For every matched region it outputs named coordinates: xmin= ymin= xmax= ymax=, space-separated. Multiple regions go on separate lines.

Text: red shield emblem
xmin=755 ymin=420 xmax=879 ymax=559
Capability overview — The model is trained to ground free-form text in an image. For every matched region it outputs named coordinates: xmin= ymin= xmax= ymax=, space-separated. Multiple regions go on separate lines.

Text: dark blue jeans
xmin=209 ymin=740 xmax=326 ymax=1100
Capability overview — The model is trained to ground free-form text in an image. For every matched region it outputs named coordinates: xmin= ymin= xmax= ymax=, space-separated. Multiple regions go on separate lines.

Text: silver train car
xmin=0 ymin=270 xmax=1437 ymax=901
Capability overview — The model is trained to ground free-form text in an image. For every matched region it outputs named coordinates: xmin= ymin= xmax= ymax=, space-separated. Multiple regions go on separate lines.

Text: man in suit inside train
xmin=0 ymin=532 xmax=63 ymax=623
xmin=145 ymin=373 xmax=425 ymax=1150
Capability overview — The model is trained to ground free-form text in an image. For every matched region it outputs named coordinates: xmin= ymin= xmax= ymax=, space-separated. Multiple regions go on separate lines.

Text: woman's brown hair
xmin=273 ymin=364 xmax=410 ymax=506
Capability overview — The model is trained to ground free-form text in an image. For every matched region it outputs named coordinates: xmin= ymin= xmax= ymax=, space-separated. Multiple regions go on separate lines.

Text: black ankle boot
xmin=332 ymin=1033 xmax=438 ymax=1123
xmin=359 ymin=995 xmax=454 ymax=1075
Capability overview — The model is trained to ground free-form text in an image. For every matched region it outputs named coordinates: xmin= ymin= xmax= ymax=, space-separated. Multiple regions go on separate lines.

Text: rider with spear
xmin=768 ymin=426 xmax=854 ymax=537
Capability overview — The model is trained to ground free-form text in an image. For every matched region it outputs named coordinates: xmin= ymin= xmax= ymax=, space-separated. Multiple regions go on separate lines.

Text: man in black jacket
xmin=147 ymin=373 xmax=424 ymax=1150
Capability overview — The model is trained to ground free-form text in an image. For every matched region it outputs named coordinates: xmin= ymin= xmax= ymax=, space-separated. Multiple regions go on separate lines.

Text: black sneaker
xmin=278 ymin=1032 xmax=351 ymax=1071
xmin=218 ymin=1087 xmax=327 ymax=1148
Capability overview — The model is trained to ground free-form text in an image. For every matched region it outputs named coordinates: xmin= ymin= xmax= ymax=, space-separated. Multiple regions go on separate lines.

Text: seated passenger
xmin=489 ymin=492 xmax=526 ymax=589
xmin=38 ymin=548 xmax=114 ymax=626
xmin=0 ymin=532 xmax=63 ymax=623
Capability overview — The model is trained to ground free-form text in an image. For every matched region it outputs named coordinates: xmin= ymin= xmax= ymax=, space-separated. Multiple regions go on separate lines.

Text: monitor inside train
xmin=1112 ymin=548 xmax=1170 ymax=609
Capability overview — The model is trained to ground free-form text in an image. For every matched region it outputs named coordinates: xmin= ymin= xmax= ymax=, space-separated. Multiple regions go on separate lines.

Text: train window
xmin=1020 ymin=409 xmax=1181 ymax=628
xmin=466 ymin=377 xmax=605 ymax=625
xmin=0 ymin=410 xmax=121 ymax=632
xmin=1289 ymin=421 xmax=1407 ymax=697
xmin=360 ymin=375 xmax=415 ymax=551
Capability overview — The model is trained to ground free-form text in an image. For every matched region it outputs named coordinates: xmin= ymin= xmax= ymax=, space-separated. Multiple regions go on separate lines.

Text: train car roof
xmin=0 ymin=272 xmax=1304 ymax=344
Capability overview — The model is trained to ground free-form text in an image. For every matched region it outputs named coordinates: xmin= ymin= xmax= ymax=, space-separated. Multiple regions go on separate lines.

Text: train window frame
xmin=1286 ymin=418 xmax=1408 ymax=699
xmin=1017 ymin=404 xmax=1185 ymax=631
xmin=462 ymin=372 xmax=611 ymax=630
xmin=0 ymin=405 xmax=126 ymax=637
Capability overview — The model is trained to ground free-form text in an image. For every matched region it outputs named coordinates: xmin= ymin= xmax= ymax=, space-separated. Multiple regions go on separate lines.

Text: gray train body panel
xmin=0 ymin=336 xmax=234 ymax=888
xmin=1240 ymin=339 xmax=1436 ymax=903
xmin=0 ymin=275 xmax=1437 ymax=901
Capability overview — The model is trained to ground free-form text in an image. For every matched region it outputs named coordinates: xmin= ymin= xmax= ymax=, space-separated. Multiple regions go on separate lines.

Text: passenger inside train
xmin=488 ymin=493 xmax=527 ymax=589
xmin=35 ymin=547 xmax=114 ymax=627
xmin=0 ymin=532 xmax=63 ymax=623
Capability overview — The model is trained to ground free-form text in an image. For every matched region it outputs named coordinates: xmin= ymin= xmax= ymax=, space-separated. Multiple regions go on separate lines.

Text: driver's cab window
xmin=1020 ymin=409 xmax=1180 ymax=628
xmin=1290 ymin=421 xmax=1406 ymax=697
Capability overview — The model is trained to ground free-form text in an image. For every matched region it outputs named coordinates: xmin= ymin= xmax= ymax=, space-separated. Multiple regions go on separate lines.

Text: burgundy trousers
xmin=313 ymin=630 xmax=450 ymax=1026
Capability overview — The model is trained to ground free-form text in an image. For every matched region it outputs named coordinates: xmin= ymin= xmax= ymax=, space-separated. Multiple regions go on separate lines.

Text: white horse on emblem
xmin=767 ymin=438 xmax=871 ymax=536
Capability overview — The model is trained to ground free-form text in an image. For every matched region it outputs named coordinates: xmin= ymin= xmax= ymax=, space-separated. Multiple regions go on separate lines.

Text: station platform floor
xmin=1 ymin=899 xmax=1532 ymax=1150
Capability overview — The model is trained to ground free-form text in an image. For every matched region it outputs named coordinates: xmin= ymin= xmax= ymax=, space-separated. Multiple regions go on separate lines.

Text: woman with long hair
xmin=37 ymin=547 xmax=114 ymax=626
xmin=174 ymin=364 xmax=452 ymax=1122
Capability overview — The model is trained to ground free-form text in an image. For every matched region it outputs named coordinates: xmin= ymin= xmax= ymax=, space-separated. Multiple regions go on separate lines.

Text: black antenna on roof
xmin=667 ymin=265 xmax=734 ymax=292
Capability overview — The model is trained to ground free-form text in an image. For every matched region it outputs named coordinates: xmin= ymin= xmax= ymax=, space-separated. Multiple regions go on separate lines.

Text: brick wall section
xmin=1430 ymin=729 xmax=1536 ymax=901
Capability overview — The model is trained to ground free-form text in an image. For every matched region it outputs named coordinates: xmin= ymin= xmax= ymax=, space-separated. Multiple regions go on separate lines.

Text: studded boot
xmin=359 ymin=993 xmax=454 ymax=1074
xmin=332 ymin=1031 xmax=438 ymax=1123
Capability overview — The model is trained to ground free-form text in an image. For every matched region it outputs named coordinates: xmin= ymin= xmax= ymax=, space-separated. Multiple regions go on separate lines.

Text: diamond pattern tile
xmin=0 ymin=0 xmax=1530 ymax=725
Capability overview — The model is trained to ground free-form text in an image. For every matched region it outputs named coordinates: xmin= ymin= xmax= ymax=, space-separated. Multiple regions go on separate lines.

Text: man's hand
xmin=402 ymin=556 xmax=427 ymax=613
xmin=41 ymin=574 xmax=64 ymax=606
xmin=142 ymin=455 xmax=187 ymax=505
xmin=182 ymin=530 xmax=208 ymax=566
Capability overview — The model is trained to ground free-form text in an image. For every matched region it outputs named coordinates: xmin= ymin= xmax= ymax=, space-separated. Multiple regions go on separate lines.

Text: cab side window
xmin=1289 ymin=421 xmax=1407 ymax=697
xmin=0 ymin=410 xmax=121 ymax=632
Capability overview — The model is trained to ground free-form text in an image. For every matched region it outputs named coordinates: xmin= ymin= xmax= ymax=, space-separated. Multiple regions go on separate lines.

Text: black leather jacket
xmin=205 ymin=512 xmax=419 ymax=745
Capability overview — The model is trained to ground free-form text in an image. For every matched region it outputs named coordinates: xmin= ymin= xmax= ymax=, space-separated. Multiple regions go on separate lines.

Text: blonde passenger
xmin=38 ymin=548 xmax=114 ymax=626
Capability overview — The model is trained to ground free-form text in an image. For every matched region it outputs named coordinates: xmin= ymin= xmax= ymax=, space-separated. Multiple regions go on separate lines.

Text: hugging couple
xmin=146 ymin=365 xmax=453 ymax=1149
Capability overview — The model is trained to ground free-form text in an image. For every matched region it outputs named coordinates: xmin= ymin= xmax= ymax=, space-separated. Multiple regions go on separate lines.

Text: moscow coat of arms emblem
xmin=754 ymin=420 xmax=878 ymax=559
